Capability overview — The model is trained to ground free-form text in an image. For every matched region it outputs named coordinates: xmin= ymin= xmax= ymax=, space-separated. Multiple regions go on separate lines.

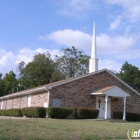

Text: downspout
xmin=45 ymin=87 xmax=52 ymax=108
xmin=45 ymin=87 xmax=52 ymax=118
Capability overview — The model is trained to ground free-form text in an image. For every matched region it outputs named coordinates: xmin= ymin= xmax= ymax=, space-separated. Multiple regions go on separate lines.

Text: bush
xmin=21 ymin=107 xmax=46 ymax=118
xmin=0 ymin=110 xmax=6 ymax=116
xmin=47 ymin=107 xmax=73 ymax=119
xmin=0 ymin=109 xmax=22 ymax=117
xmin=75 ymin=108 xmax=99 ymax=119
xmin=113 ymin=112 xmax=140 ymax=121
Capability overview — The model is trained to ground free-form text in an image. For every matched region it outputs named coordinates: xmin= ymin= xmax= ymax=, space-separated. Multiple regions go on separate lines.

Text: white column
xmin=28 ymin=95 xmax=31 ymax=107
xmin=105 ymin=95 xmax=108 ymax=119
xmin=123 ymin=97 xmax=126 ymax=120
xmin=1 ymin=101 xmax=3 ymax=109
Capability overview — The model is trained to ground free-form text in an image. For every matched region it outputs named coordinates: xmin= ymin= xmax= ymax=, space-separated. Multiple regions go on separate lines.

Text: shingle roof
xmin=0 ymin=68 xmax=139 ymax=100
xmin=93 ymin=86 xmax=115 ymax=93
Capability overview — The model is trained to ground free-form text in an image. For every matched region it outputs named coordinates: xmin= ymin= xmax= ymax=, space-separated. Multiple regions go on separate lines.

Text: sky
xmin=0 ymin=0 xmax=140 ymax=76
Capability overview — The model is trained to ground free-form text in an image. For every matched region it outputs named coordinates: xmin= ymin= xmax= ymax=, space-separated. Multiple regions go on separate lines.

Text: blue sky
xmin=0 ymin=0 xmax=140 ymax=76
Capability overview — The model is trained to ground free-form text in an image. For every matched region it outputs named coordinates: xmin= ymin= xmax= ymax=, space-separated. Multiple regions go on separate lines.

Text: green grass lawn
xmin=0 ymin=118 xmax=139 ymax=140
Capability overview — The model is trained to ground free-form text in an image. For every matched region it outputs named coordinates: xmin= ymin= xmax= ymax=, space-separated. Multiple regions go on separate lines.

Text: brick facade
xmin=0 ymin=91 xmax=48 ymax=109
xmin=0 ymin=70 xmax=140 ymax=118
xmin=49 ymin=71 xmax=140 ymax=116
xmin=31 ymin=92 xmax=48 ymax=107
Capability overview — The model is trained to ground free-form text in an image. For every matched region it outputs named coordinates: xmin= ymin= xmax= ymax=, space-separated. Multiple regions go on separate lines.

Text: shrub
xmin=21 ymin=107 xmax=46 ymax=118
xmin=47 ymin=107 xmax=73 ymax=119
xmin=0 ymin=109 xmax=22 ymax=117
xmin=0 ymin=110 xmax=6 ymax=116
xmin=113 ymin=112 xmax=140 ymax=121
xmin=75 ymin=108 xmax=99 ymax=119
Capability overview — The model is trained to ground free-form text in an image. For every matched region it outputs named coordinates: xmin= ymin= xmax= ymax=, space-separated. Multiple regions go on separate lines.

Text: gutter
xmin=106 ymin=69 xmax=140 ymax=96
xmin=0 ymin=87 xmax=46 ymax=100
xmin=45 ymin=87 xmax=52 ymax=108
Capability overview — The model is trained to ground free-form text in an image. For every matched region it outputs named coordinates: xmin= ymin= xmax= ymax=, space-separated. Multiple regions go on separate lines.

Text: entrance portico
xmin=90 ymin=86 xmax=130 ymax=120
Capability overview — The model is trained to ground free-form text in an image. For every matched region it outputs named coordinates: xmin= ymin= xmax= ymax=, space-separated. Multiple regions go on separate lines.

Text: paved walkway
xmin=0 ymin=116 xmax=127 ymax=122
xmin=0 ymin=116 xmax=30 ymax=119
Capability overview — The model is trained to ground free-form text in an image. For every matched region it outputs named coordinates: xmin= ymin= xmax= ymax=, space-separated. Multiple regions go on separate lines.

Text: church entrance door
xmin=96 ymin=96 xmax=111 ymax=118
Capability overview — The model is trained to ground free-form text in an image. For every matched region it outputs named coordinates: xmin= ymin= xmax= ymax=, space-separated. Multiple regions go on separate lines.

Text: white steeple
xmin=89 ymin=22 xmax=98 ymax=73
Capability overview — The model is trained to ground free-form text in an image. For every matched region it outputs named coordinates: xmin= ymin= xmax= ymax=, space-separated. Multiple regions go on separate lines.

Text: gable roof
xmin=90 ymin=86 xmax=130 ymax=97
xmin=91 ymin=86 xmax=115 ymax=93
xmin=0 ymin=68 xmax=139 ymax=100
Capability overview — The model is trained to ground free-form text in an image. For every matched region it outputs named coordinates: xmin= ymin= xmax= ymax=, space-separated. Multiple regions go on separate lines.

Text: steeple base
xmin=89 ymin=58 xmax=98 ymax=73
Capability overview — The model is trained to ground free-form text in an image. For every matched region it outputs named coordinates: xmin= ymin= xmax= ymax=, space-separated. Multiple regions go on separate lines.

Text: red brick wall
xmin=13 ymin=97 xmax=21 ymax=108
xmin=20 ymin=96 xmax=28 ymax=108
xmin=1 ymin=71 xmax=140 ymax=117
xmin=31 ymin=92 xmax=48 ymax=107
xmin=49 ymin=71 xmax=140 ymax=115
xmin=7 ymin=99 xmax=12 ymax=109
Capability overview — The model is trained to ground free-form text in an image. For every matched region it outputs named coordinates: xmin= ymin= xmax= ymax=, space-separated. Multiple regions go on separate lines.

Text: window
xmin=52 ymin=99 xmax=60 ymax=107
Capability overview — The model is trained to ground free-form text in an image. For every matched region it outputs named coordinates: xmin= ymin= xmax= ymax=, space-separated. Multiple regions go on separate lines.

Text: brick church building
xmin=0 ymin=23 xmax=140 ymax=120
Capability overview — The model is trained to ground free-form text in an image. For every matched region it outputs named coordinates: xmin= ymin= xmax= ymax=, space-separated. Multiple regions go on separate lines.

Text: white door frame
xmin=96 ymin=96 xmax=111 ymax=119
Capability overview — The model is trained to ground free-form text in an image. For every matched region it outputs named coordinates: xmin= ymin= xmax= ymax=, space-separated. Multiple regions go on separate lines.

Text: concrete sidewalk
xmin=0 ymin=116 xmax=30 ymax=119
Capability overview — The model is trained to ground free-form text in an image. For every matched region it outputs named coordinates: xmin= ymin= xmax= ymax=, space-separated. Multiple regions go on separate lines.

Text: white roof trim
xmin=105 ymin=69 xmax=140 ymax=96
xmin=46 ymin=69 xmax=140 ymax=96
xmin=46 ymin=69 xmax=107 ymax=89
xmin=91 ymin=86 xmax=130 ymax=97
xmin=90 ymin=93 xmax=103 ymax=95
xmin=0 ymin=87 xmax=46 ymax=100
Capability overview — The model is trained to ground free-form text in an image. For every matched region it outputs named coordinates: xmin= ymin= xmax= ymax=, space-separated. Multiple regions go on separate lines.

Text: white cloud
xmin=99 ymin=59 xmax=122 ymax=72
xmin=109 ymin=15 xmax=121 ymax=30
xmin=16 ymin=47 xmax=60 ymax=64
xmin=0 ymin=50 xmax=17 ymax=76
xmin=39 ymin=29 xmax=92 ymax=54
xmin=0 ymin=50 xmax=16 ymax=65
xmin=41 ymin=29 xmax=140 ymax=60
xmin=56 ymin=0 xmax=99 ymax=18
xmin=105 ymin=0 xmax=140 ymax=22
xmin=0 ymin=48 xmax=59 ymax=76
xmin=96 ymin=33 xmax=137 ymax=54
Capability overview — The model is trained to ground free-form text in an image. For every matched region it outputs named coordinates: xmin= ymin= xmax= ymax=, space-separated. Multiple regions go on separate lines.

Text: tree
xmin=117 ymin=61 xmax=140 ymax=92
xmin=18 ymin=52 xmax=65 ymax=89
xmin=0 ymin=73 xmax=4 ymax=96
xmin=55 ymin=46 xmax=90 ymax=78
xmin=3 ymin=71 xmax=18 ymax=94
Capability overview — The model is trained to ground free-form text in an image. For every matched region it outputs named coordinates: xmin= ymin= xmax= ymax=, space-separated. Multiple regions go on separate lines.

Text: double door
xmin=96 ymin=96 xmax=111 ymax=118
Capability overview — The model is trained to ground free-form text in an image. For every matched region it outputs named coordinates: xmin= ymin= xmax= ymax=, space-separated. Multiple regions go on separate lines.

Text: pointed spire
xmin=89 ymin=21 xmax=98 ymax=73
xmin=91 ymin=22 xmax=96 ymax=58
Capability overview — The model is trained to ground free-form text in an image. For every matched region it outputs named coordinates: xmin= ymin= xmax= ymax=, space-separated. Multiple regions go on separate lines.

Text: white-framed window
xmin=52 ymin=99 xmax=60 ymax=107
xmin=28 ymin=95 xmax=31 ymax=107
